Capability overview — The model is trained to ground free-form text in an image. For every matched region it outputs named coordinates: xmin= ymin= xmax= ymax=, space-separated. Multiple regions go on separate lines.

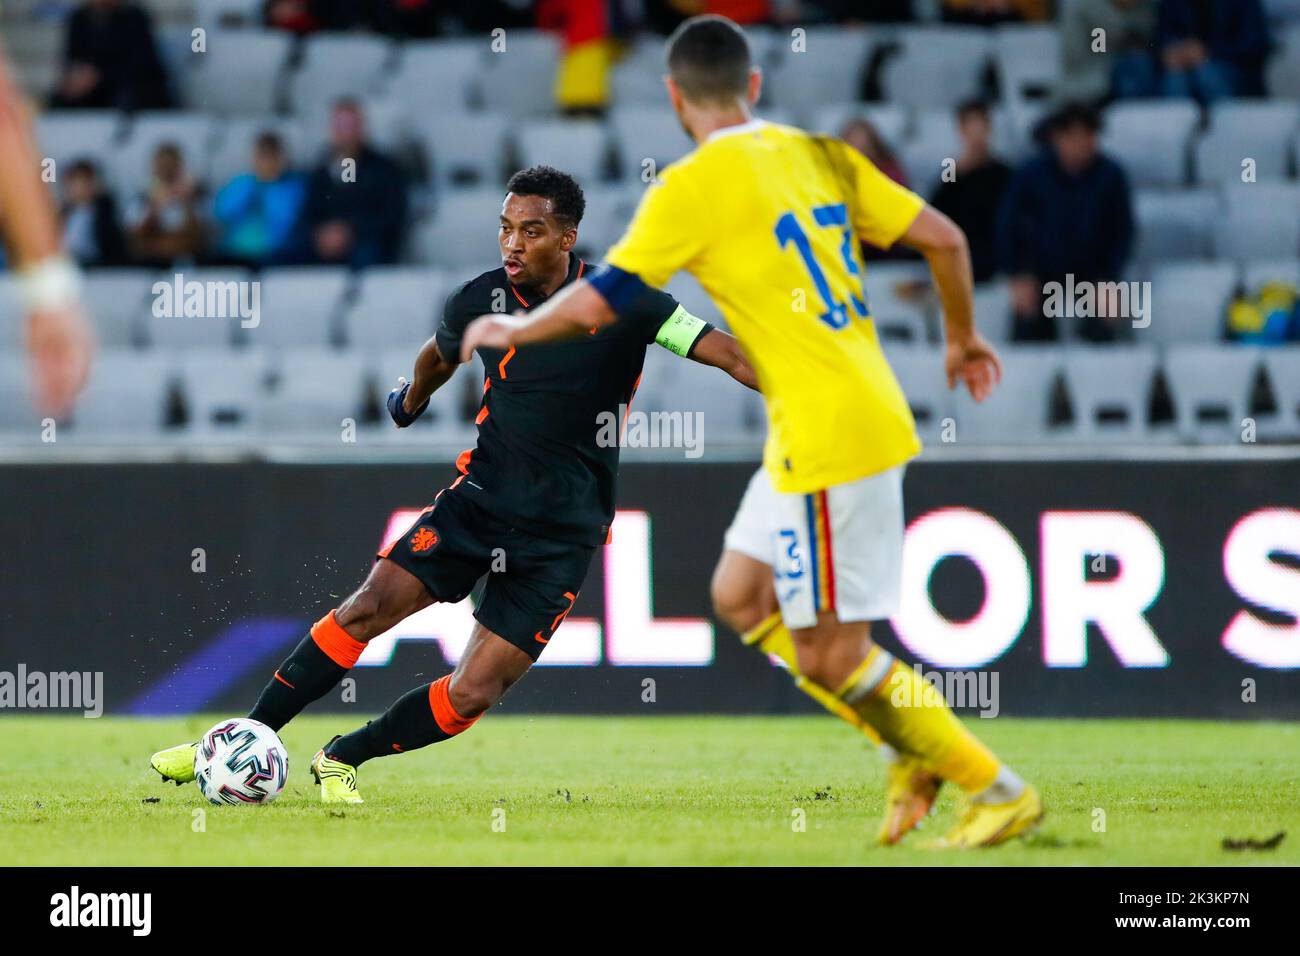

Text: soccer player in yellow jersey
xmin=461 ymin=14 xmax=1043 ymax=848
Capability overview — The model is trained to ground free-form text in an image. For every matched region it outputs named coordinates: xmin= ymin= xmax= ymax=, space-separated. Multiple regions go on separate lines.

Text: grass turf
xmin=0 ymin=715 xmax=1295 ymax=866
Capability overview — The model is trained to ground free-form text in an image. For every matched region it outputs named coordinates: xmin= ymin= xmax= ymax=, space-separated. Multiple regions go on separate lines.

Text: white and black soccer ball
xmin=194 ymin=718 xmax=288 ymax=806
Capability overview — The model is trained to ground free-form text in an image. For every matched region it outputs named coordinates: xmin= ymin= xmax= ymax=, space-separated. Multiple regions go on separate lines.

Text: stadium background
xmin=0 ymin=0 xmax=1297 ymax=721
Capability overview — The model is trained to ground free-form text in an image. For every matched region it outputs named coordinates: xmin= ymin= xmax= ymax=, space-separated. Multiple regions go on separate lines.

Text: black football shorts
xmin=379 ymin=486 xmax=595 ymax=661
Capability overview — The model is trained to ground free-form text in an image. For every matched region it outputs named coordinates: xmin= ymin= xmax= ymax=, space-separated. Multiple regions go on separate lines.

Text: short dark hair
xmin=1046 ymin=101 xmax=1102 ymax=134
xmin=666 ymin=14 xmax=752 ymax=104
xmin=505 ymin=165 xmax=585 ymax=229
xmin=254 ymin=131 xmax=284 ymax=154
xmin=956 ymin=98 xmax=991 ymax=123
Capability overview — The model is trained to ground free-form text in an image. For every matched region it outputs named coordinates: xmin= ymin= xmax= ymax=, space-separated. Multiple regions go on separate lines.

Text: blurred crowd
xmin=26 ymin=0 xmax=1290 ymax=347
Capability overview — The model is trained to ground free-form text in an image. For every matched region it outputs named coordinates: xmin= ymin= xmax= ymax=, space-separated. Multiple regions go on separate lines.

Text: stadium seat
xmin=1146 ymin=262 xmax=1239 ymax=344
xmin=383 ymin=40 xmax=484 ymax=114
xmin=195 ymin=0 xmax=262 ymax=27
xmin=260 ymin=348 xmax=369 ymax=433
xmin=949 ymin=346 xmax=1062 ymax=443
xmin=1194 ymin=101 xmax=1298 ymax=184
xmin=69 ymin=349 xmax=172 ymax=434
xmin=479 ymin=30 xmax=562 ymax=117
xmin=1133 ymin=188 xmax=1220 ymax=265
xmin=1060 ymin=346 xmax=1158 ymax=440
xmin=345 ymin=267 xmax=446 ymax=348
xmin=1101 ymin=100 xmax=1199 ymax=188
xmin=178 ymin=348 xmax=272 ymax=431
xmin=108 ymin=112 xmax=219 ymax=196
xmin=411 ymin=112 xmax=511 ymax=188
xmin=883 ymin=346 xmax=951 ymax=442
xmin=0 ymin=353 xmax=39 ymax=433
xmin=253 ymin=268 xmax=351 ymax=349
xmin=1163 ymin=344 xmax=1261 ymax=442
xmin=881 ymin=27 xmax=992 ymax=109
xmin=1262 ymin=347 xmax=1300 ymax=439
xmin=181 ymin=29 xmax=292 ymax=114
xmin=1215 ymin=183 xmax=1300 ymax=261
xmin=609 ymin=107 xmax=696 ymax=182
xmin=36 ymin=112 xmax=122 ymax=172
xmin=143 ymin=268 xmax=253 ymax=350
xmin=865 ymin=263 xmax=933 ymax=344
xmin=576 ymin=186 xmax=641 ymax=261
xmin=286 ymin=34 xmax=396 ymax=119
xmin=902 ymin=110 xmax=962 ymax=193
xmin=994 ymin=23 xmax=1060 ymax=102
xmin=632 ymin=349 xmax=762 ymax=445
xmin=413 ymin=189 xmax=511 ymax=270
xmin=83 ymin=270 xmax=156 ymax=348
xmin=207 ymin=117 xmax=309 ymax=188
xmin=972 ymin=280 xmax=1014 ymax=343
xmin=517 ymin=120 xmax=611 ymax=186
xmin=0 ymin=278 xmax=22 ymax=352
xmin=609 ymin=39 xmax=672 ymax=107
xmin=809 ymin=103 xmax=909 ymax=146
xmin=766 ymin=28 xmax=873 ymax=121
xmin=1242 ymin=258 xmax=1300 ymax=289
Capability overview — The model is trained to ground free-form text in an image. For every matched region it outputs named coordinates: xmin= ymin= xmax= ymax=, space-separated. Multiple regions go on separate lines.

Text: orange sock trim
xmin=428 ymin=675 xmax=480 ymax=736
xmin=309 ymin=611 xmax=367 ymax=669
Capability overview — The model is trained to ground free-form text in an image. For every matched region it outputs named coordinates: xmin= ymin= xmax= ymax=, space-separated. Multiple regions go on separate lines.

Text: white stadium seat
xmin=1163 ymin=344 xmax=1261 ymax=443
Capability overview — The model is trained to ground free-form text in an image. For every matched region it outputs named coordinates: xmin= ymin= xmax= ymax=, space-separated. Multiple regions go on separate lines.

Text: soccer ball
xmin=194 ymin=718 xmax=288 ymax=806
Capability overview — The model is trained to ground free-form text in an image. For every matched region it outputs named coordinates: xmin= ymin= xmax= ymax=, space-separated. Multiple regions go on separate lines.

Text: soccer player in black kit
xmin=150 ymin=166 xmax=756 ymax=802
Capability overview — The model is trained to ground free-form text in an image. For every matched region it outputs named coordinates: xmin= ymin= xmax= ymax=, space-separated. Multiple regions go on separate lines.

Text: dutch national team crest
xmin=408 ymin=527 xmax=439 ymax=553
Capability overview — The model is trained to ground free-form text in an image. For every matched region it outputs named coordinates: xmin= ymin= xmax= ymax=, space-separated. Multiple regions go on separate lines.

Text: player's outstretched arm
xmin=897 ymin=205 xmax=1002 ymax=403
xmin=0 ymin=49 xmax=93 ymax=416
xmin=459 ymin=280 xmax=613 ymax=361
xmin=688 ymin=329 xmax=758 ymax=391
xmin=386 ymin=335 xmax=457 ymax=428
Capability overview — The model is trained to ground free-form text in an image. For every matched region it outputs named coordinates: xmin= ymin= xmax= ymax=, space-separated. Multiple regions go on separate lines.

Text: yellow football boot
xmin=150 ymin=742 xmax=198 ymax=785
xmin=310 ymin=745 xmax=364 ymax=804
xmin=878 ymin=755 xmax=943 ymax=845
xmin=927 ymin=785 xmax=1043 ymax=849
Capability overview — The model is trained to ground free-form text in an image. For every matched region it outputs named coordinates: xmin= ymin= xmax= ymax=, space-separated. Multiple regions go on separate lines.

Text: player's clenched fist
xmin=26 ymin=302 xmax=94 ymax=417
xmin=386 ymin=376 xmax=428 ymax=428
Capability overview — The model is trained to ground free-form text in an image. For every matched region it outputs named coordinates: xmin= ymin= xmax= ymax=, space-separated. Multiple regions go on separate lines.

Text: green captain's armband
xmin=654 ymin=305 xmax=710 ymax=357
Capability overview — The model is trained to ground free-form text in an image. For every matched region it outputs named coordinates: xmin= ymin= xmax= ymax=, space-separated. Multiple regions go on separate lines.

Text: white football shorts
xmin=722 ymin=465 xmax=906 ymax=629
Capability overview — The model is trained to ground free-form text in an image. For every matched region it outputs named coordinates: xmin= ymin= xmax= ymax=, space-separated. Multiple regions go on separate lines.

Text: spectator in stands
xmin=929 ymin=101 xmax=1011 ymax=283
xmin=212 ymin=132 xmax=308 ymax=268
xmin=59 ymin=159 xmax=126 ymax=268
xmin=50 ymin=0 xmax=172 ymax=111
xmin=1059 ymin=0 xmax=1158 ymax=103
xmin=943 ymin=0 xmax=1049 ymax=26
xmin=302 ymin=99 xmax=409 ymax=268
xmin=1156 ymin=0 xmax=1270 ymax=103
xmin=997 ymin=103 xmax=1134 ymax=342
xmin=125 ymin=143 xmax=207 ymax=267
xmin=841 ymin=117 xmax=909 ymax=188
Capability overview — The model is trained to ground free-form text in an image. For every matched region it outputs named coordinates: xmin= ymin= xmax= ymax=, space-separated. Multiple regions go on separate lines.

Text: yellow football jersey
xmin=605 ymin=120 xmax=925 ymax=494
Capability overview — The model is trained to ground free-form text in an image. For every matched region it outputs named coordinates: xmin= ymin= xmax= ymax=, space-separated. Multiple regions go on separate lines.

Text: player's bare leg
xmin=314 ymin=623 xmax=533 ymax=803
xmin=790 ymin=612 xmax=1041 ymax=848
xmin=150 ymin=559 xmax=432 ymax=785
xmin=713 ymin=553 xmax=942 ymax=843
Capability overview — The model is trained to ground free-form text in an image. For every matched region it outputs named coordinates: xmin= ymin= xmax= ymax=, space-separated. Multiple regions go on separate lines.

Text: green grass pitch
xmin=1 ymin=715 xmax=1296 ymax=866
